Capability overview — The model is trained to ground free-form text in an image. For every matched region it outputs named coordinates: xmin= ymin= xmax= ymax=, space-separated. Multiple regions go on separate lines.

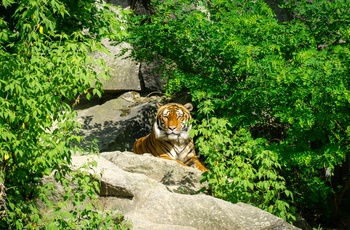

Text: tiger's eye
xmin=176 ymin=110 xmax=183 ymax=118
xmin=163 ymin=110 xmax=169 ymax=117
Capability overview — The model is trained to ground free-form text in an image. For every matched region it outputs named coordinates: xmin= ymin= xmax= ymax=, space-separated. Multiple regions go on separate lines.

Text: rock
xmin=264 ymin=0 xmax=292 ymax=22
xmin=76 ymin=92 xmax=162 ymax=152
xmin=71 ymin=155 xmax=165 ymax=198
xmin=101 ymin=151 xmax=206 ymax=194
xmin=293 ymin=218 xmax=312 ymax=230
xmin=41 ymin=153 xmax=298 ymax=229
xmin=126 ymin=189 xmax=297 ymax=230
xmin=106 ymin=0 xmax=131 ymax=9
xmin=67 ymin=153 xmax=299 ymax=230
xmin=139 ymin=60 xmax=163 ymax=93
xmin=93 ymin=40 xmax=141 ymax=92
xmin=129 ymin=0 xmax=153 ymax=15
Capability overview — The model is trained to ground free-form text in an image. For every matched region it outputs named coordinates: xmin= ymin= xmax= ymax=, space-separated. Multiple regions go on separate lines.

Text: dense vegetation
xmin=0 ymin=0 xmax=129 ymax=228
xmin=126 ymin=0 xmax=350 ymax=227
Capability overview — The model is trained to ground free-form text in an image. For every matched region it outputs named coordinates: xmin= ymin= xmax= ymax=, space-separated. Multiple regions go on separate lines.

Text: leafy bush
xmin=0 ymin=0 xmax=130 ymax=228
xmin=126 ymin=0 xmax=350 ymax=226
xmin=193 ymin=118 xmax=294 ymax=221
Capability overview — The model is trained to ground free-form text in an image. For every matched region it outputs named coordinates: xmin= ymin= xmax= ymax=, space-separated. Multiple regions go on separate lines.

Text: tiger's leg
xmin=159 ymin=154 xmax=208 ymax=171
xmin=189 ymin=156 xmax=208 ymax=172
xmin=132 ymin=136 xmax=148 ymax=155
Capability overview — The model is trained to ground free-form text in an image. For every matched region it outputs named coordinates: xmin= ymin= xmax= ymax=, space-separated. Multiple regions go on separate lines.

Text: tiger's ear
xmin=184 ymin=103 xmax=193 ymax=111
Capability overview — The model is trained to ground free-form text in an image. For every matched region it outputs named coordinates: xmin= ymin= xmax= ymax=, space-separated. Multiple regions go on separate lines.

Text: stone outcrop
xmin=101 ymin=151 xmax=205 ymax=194
xmin=90 ymin=2 xmax=162 ymax=95
xmin=125 ymin=190 xmax=294 ymax=230
xmin=93 ymin=40 xmax=141 ymax=92
xmin=139 ymin=60 xmax=163 ymax=92
xmin=69 ymin=152 xmax=299 ymax=230
xmin=91 ymin=37 xmax=162 ymax=94
xmin=76 ymin=92 xmax=162 ymax=152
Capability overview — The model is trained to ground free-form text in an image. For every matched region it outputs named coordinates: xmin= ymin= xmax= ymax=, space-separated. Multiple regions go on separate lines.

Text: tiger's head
xmin=154 ymin=102 xmax=193 ymax=144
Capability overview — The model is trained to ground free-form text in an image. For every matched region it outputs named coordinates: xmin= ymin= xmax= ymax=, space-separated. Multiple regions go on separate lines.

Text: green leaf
xmin=2 ymin=0 xmax=15 ymax=8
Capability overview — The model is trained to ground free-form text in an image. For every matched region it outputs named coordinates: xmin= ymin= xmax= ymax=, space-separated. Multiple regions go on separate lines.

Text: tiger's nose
xmin=168 ymin=126 xmax=176 ymax=131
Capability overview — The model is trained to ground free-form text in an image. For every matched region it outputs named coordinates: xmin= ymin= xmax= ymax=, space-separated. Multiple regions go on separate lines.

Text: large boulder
xmin=101 ymin=151 xmax=206 ymax=194
xmin=76 ymin=92 xmax=162 ymax=152
xmin=139 ymin=59 xmax=163 ymax=93
xmin=90 ymin=38 xmax=163 ymax=101
xmin=93 ymin=40 xmax=141 ymax=92
xmin=71 ymin=153 xmax=166 ymax=199
xmin=68 ymin=153 xmax=299 ymax=230
xmin=126 ymin=189 xmax=296 ymax=230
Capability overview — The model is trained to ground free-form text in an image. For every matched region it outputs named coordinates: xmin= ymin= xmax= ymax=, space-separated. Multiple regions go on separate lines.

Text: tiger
xmin=132 ymin=102 xmax=208 ymax=172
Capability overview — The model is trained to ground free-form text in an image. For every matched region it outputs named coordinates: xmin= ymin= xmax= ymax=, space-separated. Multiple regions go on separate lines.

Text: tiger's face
xmin=154 ymin=103 xmax=193 ymax=144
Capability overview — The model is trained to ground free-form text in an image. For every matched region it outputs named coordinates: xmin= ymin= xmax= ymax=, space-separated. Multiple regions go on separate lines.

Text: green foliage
xmin=282 ymin=0 xmax=350 ymax=46
xmin=0 ymin=0 xmax=130 ymax=228
xmin=126 ymin=0 xmax=350 ymax=226
xmin=193 ymin=118 xmax=295 ymax=221
xmin=42 ymin=163 xmax=131 ymax=229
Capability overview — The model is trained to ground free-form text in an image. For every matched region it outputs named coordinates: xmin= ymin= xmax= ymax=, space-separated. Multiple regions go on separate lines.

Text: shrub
xmin=0 ymin=0 xmax=130 ymax=228
xmin=193 ymin=118 xmax=295 ymax=221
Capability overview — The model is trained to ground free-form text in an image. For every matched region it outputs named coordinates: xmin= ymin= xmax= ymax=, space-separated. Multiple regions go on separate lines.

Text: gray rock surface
xmin=93 ymin=40 xmax=141 ymax=92
xmin=139 ymin=60 xmax=163 ymax=92
xmin=91 ymin=37 xmax=163 ymax=94
xmin=101 ymin=151 xmax=206 ymax=194
xmin=106 ymin=0 xmax=131 ymax=9
xmin=76 ymin=92 xmax=161 ymax=151
xmin=126 ymin=189 xmax=295 ymax=230
xmin=71 ymin=154 xmax=165 ymax=198
xmin=68 ymin=153 xmax=299 ymax=230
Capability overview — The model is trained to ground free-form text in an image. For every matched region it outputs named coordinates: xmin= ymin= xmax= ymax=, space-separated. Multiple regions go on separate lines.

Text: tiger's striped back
xmin=132 ymin=103 xmax=208 ymax=172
